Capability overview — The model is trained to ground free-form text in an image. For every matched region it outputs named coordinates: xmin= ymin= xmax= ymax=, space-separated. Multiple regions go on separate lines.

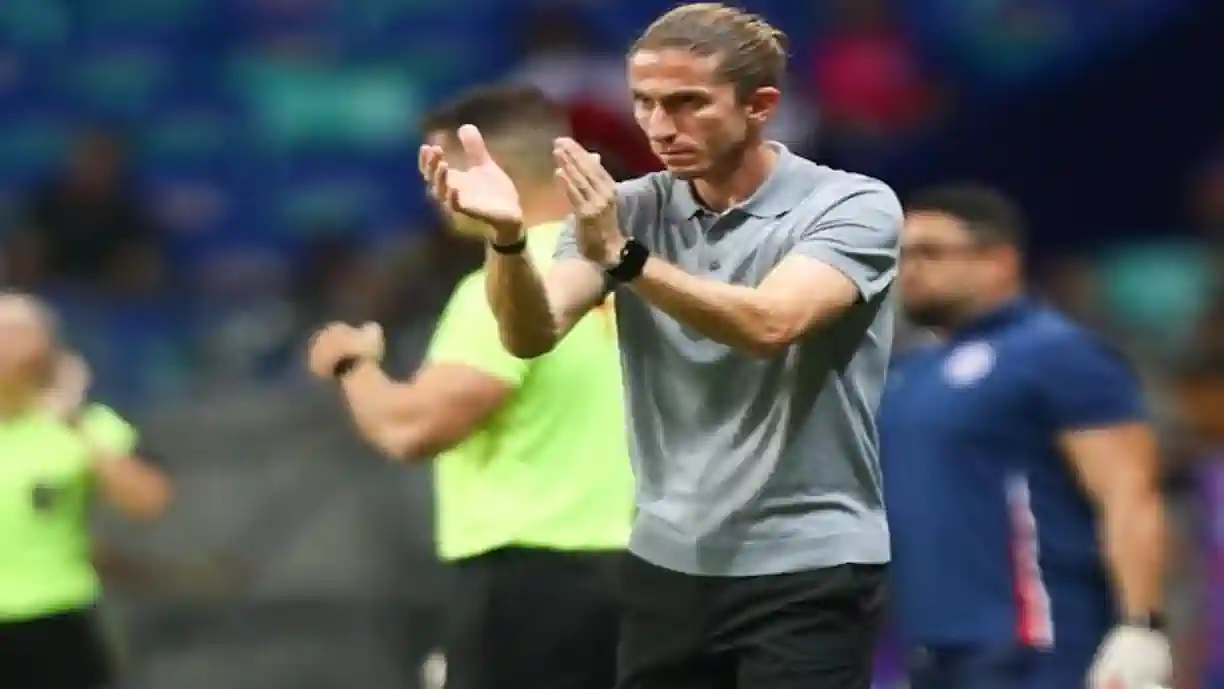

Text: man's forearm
xmin=91 ymin=455 xmax=171 ymax=521
xmin=1101 ymin=487 xmax=1166 ymax=618
xmin=485 ymin=248 xmax=559 ymax=358
xmin=339 ymin=362 xmax=431 ymax=459
xmin=630 ymin=257 xmax=789 ymax=357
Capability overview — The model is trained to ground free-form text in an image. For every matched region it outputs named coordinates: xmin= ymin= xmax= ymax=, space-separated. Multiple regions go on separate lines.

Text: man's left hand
xmin=307 ymin=322 xmax=385 ymax=380
xmin=553 ymin=137 xmax=625 ymax=266
xmin=1087 ymin=624 xmax=1172 ymax=689
xmin=41 ymin=352 xmax=91 ymax=420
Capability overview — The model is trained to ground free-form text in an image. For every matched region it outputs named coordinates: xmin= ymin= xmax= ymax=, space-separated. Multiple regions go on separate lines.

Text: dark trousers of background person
xmin=0 ymin=608 xmax=113 ymax=689
xmin=444 ymin=547 xmax=622 ymax=689
xmin=907 ymin=643 xmax=1099 ymax=689
xmin=616 ymin=555 xmax=887 ymax=689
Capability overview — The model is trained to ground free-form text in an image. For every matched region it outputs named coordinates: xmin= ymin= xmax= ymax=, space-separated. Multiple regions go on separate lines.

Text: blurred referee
xmin=0 ymin=293 xmax=170 ymax=689
xmin=880 ymin=186 xmax=1170 ymax=689
xmin=307 ymin=86 xmax=632 ymax=689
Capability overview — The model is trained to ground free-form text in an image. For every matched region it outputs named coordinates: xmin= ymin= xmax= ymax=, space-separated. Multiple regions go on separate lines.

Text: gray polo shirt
xmin=555 ymin=145 xmax=901 ymax=576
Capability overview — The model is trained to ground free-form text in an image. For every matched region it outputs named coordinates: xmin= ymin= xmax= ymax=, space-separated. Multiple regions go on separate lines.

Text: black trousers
xmin=0 ymin=609 xmax=113 ymax=689
xmin=617 ymin=555 xmax=887 ymax=689
xmin=445 ymin=547 xmax=622 ymax=689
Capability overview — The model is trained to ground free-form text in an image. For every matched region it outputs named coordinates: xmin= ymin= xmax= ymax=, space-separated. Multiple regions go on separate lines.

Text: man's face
xmin=424 ymin=131 xmax=487 ymax=239
xmin=899 ymin=211 xmax=1000 ymax=328
xmin=0 ymin=297 xmax=52 ymax=387
xmin=627 ymin=48 xmax=777 ymax=180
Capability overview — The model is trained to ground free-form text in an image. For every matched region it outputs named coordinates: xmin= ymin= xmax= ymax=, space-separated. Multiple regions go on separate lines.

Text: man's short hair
xmin=419 ymin=84 xmax=568 ymax=182
xmin=906 ymin=184 xmax=1027 ymax=248
xmin=631 ymin=3 xmax=788 ymax=101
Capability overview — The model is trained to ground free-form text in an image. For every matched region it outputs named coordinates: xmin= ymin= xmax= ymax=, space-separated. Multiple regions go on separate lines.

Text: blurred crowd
xmin=2 ymin=0 xmax=1224 ymax=687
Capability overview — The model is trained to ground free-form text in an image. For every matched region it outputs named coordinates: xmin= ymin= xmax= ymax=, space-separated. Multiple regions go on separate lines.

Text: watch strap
xmin=605 ymin=238 xmax=648 ymax=283
xmin=489 ymin=237 xmax=528 ymax=255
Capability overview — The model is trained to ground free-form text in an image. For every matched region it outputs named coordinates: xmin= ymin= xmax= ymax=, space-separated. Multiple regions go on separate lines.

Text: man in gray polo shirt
xmin=417 ymin=4 xmax=899 ymax=688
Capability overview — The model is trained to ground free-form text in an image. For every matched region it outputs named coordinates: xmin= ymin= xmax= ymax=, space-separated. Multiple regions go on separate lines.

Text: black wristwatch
xmin=605 ymin=238 xmax=649 ymax=283
xmin=1123 ymin=611 xmax=1168 ymax=632
xmin=489 ymin=237 xmax=527 ymax=255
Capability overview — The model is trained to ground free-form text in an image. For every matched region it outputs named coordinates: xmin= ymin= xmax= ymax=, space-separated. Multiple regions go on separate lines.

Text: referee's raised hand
xmin=307 ymin=322 xmax=384 ymax=380
xmin=418 ymin=124 xmax=523 ymax=242
xmin=40 ymin=351 xmax=90 ymax=420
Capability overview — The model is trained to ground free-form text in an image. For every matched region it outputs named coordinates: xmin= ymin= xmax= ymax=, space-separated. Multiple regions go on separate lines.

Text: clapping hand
xmin=553 ymin=138 xmax=625 ymax=266
xmin=419 ymin=125 xmax=524 ymax=243
xmin=307 ymin=322 xmax=385 ymax=380
xmin=40 ymin=352 xmax=90 ymax=421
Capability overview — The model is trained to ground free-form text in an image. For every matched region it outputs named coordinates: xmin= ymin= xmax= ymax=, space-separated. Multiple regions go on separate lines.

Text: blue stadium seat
xmin=76 ymin=0 xmax=216 ymax=45
xmin=260 ymin=151 xmax=419 ymax=242
xmin=230 ymin=57 xmax=422 ymax=153
xmin=0 ymin=0 xmax=71 ymax=53
xmin=56 ymin=41 xmax=181 ymax=118
xmin=0 ymin=109 xmax=75 ymax=182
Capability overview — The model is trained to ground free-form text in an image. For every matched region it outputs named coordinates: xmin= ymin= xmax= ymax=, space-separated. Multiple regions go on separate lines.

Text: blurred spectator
xmin=7 ymin=128 xmax=164 ymax=296
xmin=951 ymin=0 xmax=1073 ymax=83
xmin=808 ymin=0 xmax=944 ymax=155
xmin=1170 ymin=359 xmax=1224 ymax=689
xmin=1090 ymin=145 xmax=1224 ymax=362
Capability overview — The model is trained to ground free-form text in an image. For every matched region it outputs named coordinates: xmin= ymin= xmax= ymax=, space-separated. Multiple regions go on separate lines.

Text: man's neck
xmin=693 ymin=141 xmax=778 ymax=212
xmin=953 ymin=287 xmax=1025 ymax=330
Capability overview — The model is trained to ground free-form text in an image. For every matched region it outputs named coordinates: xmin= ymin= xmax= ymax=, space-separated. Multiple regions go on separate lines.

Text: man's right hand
xmin=307 ymin=322 xmax=385 ymax=380
xmin=419 ymin=125 xmax=524 ymax=243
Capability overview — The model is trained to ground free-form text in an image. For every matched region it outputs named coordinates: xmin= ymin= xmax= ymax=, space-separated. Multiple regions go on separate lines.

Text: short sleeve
xmin=1033 ymin=332 xmax=1147 ymax=430
xmin=554 ymin=216 xmax=615 ymax=294
xmin=425 ymin=274 xmax=529 ymax=385
xmin=553 ymin=216 xmax=584 ymax=262
xmin=790 ymin=184 xmax=902 ymax=302
xmin=79 ymin=404 xmax=139 ymax=458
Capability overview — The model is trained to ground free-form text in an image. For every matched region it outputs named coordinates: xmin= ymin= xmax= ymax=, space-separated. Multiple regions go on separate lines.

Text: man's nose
xmin=646 ymin=110 xmax=677 ymax=143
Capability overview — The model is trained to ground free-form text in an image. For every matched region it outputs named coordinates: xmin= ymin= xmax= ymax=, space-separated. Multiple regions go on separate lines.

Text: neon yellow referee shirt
xmin=426 ymin=222 xmax=633 ymax=561
xmin=0 ymin=404 xmax=137 ymax=621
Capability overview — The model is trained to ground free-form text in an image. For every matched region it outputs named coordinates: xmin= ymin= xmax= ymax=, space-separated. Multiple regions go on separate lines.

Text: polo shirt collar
xmin=669 ymin=142 xmax=804 ymax=220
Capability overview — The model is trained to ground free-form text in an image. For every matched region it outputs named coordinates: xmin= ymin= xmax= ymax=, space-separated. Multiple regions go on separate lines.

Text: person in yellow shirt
xmin=0 ymin=293 xmax=171 ymax=689
xmin=307 ymin=85 xmax=633 ymax=689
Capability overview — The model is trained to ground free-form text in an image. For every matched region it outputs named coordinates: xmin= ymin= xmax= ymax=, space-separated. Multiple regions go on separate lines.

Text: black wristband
xmin=1123 ymin=612 xmax=1168 ymax=632
xmin=605 ymin=238 xmax=649 ymax=283
xmin=332 ymin=356 xmax=361 ymax=380
xmin=490 ymin=237 xmax=527 ymax=255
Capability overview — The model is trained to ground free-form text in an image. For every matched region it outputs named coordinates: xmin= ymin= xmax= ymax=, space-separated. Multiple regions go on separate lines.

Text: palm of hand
xmin=451 ymin=161 xmax=521 ymax=228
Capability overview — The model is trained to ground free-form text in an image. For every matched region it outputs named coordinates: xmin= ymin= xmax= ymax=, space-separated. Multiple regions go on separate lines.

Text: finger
xmin=457 ymin=125 xmax=491 ymax=167
xmin=557 ymin=139 xmax=603 ymax=191
xmin=446 ymin=185 xmax=465 ymax=215
xmin=359 ymin=322 xmax=385 ymax=360
xmin=417 ymin=145 xmax=431 ymax=177
xmin=431 ymin=160 xmax=451 ymax=202
xmin=555 ymin=168 xmax=587 ymax=210
xmin=558 ymin=147 xmax=597 ymax=201
xmin=561 ymin=138 xmax=616 ymax=189
xmin=420 ymin=145 xmax=443 ymax=180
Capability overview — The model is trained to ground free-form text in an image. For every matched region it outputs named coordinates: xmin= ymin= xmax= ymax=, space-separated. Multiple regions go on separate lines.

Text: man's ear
xmin=745 ymin=86 xmax=781 ymax=127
